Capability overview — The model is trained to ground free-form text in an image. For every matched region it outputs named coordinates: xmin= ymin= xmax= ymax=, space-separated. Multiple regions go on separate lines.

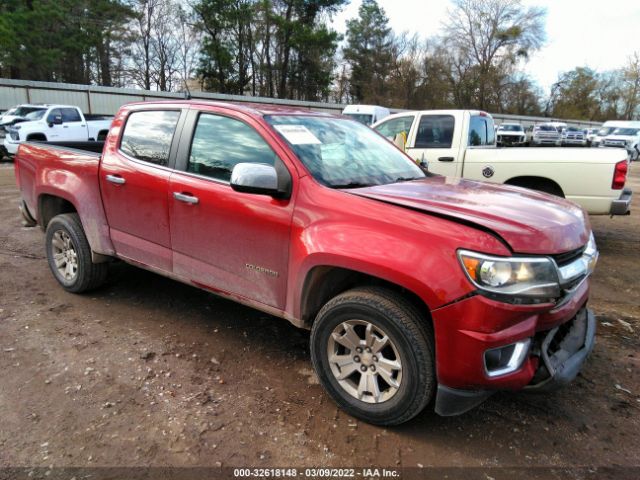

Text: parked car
xmin=602 ymin=125 xmax=640 ymax=161
xmin=0 ymin=104 xmax=48 ymax=129
xmin=3 ymin=104 xmax=112 ymax=156
xmin=496 ymin=122 xmax=526 ymax=147
xmin=561 ymin=126 xmax=587 ymax=147
xmin=15 ymin=100 xmax=600 ymax=425
xmin=549 ymin=121 xmax=567 ymax=135
xmin=592 ymin=120 xmax=630 ymax=147
xmin=342 ymin=104 xmax=390 ymax=126
xmin=586 ymin=128 xmax=600 ymax=146
xmin=531 ymin=124 xmax=562 ymax=146
xmin=372 ymin=111 xmax=631 ymax=215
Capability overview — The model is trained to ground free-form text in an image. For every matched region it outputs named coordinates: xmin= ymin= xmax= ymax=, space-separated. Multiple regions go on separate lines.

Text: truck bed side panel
xmin=15 ymin=142 xmax=115 ymax=256
xmin=462 ymin=147 xmax=628 ymax=214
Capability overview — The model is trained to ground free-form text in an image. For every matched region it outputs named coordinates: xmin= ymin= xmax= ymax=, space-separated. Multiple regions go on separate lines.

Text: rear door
xmin=168 ymin=107 xmax=294 ymax=309
xmin=99 ymin=107 xmax=185 ymax=271
xmin=405 ymin=113 xmax=461 ymax=177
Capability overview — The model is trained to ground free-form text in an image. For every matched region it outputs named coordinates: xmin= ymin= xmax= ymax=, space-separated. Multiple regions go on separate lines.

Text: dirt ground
xmin=0 ymin=161 xmax=639 ymax=476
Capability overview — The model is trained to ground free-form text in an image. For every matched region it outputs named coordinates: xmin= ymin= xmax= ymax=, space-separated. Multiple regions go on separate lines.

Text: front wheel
xmin=310 ymin=287 xmax=435 ymax=425
xmin=45 ymin=213 xmax=108 ymax=293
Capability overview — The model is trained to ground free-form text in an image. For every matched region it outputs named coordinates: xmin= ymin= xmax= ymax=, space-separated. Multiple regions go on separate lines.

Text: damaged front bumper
xmin=525 ymin=307 xmax=596 ymax=391
xmin=433 ymin=302 xmax=596 ymax=416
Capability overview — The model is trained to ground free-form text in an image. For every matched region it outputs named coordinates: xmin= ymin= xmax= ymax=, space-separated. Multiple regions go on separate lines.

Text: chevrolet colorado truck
xmin=373 ymin=110 xmax=632 ymax=215
xmin=15 ymin=100 xmax=599 ymax=425
xmin=3 ymin=104 xmax=112 ymax=156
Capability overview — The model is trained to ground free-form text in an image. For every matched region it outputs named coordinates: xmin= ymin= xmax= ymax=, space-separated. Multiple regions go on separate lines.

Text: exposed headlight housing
xmin=458 ymin=250 xmax=560 ymax=301
xmin=458 ymin=233 xmax=598 ymax=304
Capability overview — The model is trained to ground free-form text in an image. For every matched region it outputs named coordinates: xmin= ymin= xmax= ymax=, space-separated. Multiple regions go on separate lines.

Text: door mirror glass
xmin=230 ymin=163 xmax=280 ymax=197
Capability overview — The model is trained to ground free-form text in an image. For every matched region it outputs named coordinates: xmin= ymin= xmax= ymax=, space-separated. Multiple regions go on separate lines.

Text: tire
xmin=45 ymin=213 xmax=108 ymax=293
xmin=310 ymin=287 xmax=435 ymax=426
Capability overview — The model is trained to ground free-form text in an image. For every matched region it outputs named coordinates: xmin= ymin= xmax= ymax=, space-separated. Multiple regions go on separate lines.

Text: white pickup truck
xmin=373 ymin=110 xmax=632 ymax=215
xmin=3 ymin=104 xmax=112 ymax=156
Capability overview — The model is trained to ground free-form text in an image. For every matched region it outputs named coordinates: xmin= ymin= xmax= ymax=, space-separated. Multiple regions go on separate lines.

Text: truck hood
xmin=351 ymin=177 xmax=589 ymax=255
xmin=605 ymin=135 xmax=635 ymax=141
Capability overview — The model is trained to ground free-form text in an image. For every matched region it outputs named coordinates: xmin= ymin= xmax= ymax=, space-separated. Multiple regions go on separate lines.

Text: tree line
xmin=0 ymin=0 xmax=638 ymax=121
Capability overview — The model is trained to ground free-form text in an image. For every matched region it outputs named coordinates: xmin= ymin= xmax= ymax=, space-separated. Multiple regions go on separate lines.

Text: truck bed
xmin=29 ymin=140 xmax=105 ymax=155
xmin=14 ymin=141 xmax=114 ymax=257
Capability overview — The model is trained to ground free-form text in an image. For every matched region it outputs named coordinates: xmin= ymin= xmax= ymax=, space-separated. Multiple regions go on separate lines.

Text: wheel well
xmin=505 ymin=176 xmax=564 ymax=198
xmin=38 ymin=194 xmax=77 ymax=229
xmin=26 ymin=133 xmax=47 ymax=142
xmin=299 ymin=266 xmax=431 ymax=328
xmin=97 ymin=130 xmax=108 ymax=141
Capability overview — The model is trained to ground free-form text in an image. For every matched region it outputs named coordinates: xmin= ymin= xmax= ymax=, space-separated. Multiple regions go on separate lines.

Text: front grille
xmin=552 ymin=245 xmax=586 ymax=267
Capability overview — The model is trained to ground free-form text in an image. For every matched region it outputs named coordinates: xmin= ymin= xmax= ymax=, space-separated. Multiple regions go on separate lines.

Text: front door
xmin=99 ymin=108 xmax=183 ymax=272
xmin=169 ymin=109 xmax=293 ymax=309
xmin=46 ymin=108 xmax=86 ymax=141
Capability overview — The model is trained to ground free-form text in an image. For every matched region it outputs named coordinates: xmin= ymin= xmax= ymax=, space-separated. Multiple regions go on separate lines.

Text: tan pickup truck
xmin=373 ymin=110 xmax=632 ymax=215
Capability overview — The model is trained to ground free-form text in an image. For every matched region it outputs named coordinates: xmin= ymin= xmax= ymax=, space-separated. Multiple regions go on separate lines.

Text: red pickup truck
xmin=15 ymin=100 xmax=599 ymax=425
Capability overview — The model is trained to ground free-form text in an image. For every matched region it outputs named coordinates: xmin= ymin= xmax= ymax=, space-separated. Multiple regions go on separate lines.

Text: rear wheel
xmin=310 ymin=287 xmax=435 ymax=425
xmin=45 ymin=213 xmax=108 ymax=293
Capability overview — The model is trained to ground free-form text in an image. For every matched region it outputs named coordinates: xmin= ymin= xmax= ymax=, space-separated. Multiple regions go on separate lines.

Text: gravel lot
xmin=0 ymin=161 xmax=638 ymax=476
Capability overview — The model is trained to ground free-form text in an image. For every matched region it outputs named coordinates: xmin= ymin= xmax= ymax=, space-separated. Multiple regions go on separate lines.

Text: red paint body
xmin=14 ymin=100 xmax=593 ymax=394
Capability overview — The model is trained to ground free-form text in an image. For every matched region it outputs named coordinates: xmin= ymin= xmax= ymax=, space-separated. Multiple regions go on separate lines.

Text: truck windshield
xmin=598 ymin=127 xmax=615 ymax=136
xmin=266 ymin=115 xmax=425 ymax=188
xmin=538 ymin=125 xmax=557 ymax=132
xmin=13 ymin=106 xmax=46 ymax=117
xmin=25 ymin=110 xmax=46 ymax=120
xmin=343 ymin=113 xmax=374 ymax=126
xmin=612 ymin=128 xmax=639 ymax=136
xmin=499 ymin=125 xmax=523 ymax=132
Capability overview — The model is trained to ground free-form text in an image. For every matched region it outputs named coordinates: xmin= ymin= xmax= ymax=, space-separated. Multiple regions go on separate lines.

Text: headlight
xmin=458 ymin=250 xmax=560 ymax=300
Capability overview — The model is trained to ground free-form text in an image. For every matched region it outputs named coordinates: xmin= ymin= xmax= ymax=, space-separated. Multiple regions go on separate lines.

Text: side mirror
xmin=48 ymin=114 xmax=63 ymax=127
xmin=230 ymin=163 xmax=281 ymax=197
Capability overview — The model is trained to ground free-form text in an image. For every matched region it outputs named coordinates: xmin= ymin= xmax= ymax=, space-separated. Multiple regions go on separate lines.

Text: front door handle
xmin=173 ymin=192 xmax=199 ymax=205
xmin=438 ymin=156 xmax=455 ymax=162
xmin=105 ymin=174 xmax=126 ymax=185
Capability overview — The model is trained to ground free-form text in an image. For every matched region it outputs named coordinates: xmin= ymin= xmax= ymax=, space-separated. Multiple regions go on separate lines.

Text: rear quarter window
xmin=119 ymin=110 xmax=180 ymax=166
xmin=468 ymin=116 xmax=495 ymax=147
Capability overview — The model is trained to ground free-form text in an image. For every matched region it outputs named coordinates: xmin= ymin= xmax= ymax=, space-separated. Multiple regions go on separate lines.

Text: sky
xmin=333 ymin=0 xmax=640 ymax=93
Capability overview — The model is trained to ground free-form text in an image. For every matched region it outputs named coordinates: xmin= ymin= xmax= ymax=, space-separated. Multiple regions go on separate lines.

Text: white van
xmin=342 ymin=105 xmax=390 ymax=126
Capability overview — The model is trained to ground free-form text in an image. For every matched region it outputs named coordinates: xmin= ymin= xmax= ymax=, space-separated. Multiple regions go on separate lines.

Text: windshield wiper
xmin=331 ymin=182 xmax=372 ymax=189
xmin=393 ymin=176 xmax=422 ymax=183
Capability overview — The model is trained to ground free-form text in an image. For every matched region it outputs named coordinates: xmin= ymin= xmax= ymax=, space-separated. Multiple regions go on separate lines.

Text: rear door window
xmin=61 ymin=108 xmax=82 ymax=122
xmin=120 ymin=110 xmax=180 ymax=167
xmin=414 ymin=115 xmax=454 ymax=148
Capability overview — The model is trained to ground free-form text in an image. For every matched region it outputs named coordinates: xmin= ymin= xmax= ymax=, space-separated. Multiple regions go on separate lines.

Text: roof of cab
xmin=124 ymin=99 xmax=336 ymax=117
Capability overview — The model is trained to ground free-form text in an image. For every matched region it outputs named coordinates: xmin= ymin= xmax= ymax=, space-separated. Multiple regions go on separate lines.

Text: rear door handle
xmin=438 ymin=156 xmax=455 ymax=162
xmin=105 ymin=174 xmax=126 ymax=185
xmin=173 ymin=192 xmax=199 ymax=205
